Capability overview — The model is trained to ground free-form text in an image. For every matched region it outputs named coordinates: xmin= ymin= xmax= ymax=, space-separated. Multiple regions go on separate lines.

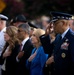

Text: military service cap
xmin=0 ymin=14 xmax=8 ymax=20
xmin=50 ymin=11 xmax=72 ymax=22
xmin=15 ymin=15 xmax=27 ymax=22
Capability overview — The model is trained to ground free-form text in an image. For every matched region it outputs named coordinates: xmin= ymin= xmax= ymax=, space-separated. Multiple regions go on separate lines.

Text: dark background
xmin=2 ymin=0 xmax=74 ymax=20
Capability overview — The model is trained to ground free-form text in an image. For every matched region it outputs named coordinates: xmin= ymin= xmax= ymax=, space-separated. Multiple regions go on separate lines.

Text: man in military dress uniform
xmin=0 ymin=14 xmax=8 ymax=75
xmin=40 ymin=12 xmax=74 ymax=75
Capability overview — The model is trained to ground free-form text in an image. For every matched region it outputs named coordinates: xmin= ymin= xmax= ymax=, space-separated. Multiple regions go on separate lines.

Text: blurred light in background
xmin=0 ymin=0 xmax=6 ymax=13
xmin=0 ymin=0 xmax=74 ymax=20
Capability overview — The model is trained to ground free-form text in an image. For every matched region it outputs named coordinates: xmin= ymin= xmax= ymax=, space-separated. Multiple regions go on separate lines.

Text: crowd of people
xmin=0 ymin=11 xmax=74 ymax=75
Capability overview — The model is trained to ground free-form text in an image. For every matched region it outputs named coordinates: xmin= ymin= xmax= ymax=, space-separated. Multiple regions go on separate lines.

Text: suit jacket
xmin=0 ymin=42 xmax=20 ymax=75
xmin=16 ymin=39 xmax=34 ymax=75
xmin=40 ymin=29 xmax=74 ymax=75
xmin=40 ymin=35 xmax=54 ymax=57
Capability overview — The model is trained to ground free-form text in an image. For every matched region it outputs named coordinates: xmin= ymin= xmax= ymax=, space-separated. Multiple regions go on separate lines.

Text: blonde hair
xmin=33 ymin=28 xmax=45 ymax=45
xmin=4 ymin=26 xmax=20 ymax=51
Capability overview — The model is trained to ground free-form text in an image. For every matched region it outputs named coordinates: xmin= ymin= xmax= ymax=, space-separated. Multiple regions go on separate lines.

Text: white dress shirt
xmin=21 ymin=37 xmax=29 ymax=50
xmin=61 ymin=28 xmax=70 ymax=39
xmin=16 ymin=37 xmax=29 ymax=62
xmin=0 ymin=27 xmax=6 ymax=56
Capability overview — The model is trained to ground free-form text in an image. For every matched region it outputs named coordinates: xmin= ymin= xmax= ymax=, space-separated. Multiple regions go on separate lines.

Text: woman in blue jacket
xmin=26 ymin=29 xmax=48 ymax=75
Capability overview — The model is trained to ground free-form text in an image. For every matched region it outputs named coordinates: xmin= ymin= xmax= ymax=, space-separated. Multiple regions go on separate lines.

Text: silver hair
xmin=18 ymin=23 xmax=31 ymax=34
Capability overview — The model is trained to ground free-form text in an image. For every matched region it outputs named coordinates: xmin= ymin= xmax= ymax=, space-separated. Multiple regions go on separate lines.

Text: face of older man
xmin=53 ymin=20 xmax=68 ymax=34
xmin=0 ymin=20 xmax=6 ymax=31
xmin=53 ymin=20 xmax=62 ymax=34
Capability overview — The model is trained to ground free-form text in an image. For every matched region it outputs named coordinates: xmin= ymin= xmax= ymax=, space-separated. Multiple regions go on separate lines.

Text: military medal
xmin=61 ymin=53 xmax=66 ymax=58
xmin=61 ymin=38 xmax=69 ymax=50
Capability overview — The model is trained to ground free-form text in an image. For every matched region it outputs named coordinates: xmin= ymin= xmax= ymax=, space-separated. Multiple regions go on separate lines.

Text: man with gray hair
xmin=16 ymin=23 xmax=34 ymax=75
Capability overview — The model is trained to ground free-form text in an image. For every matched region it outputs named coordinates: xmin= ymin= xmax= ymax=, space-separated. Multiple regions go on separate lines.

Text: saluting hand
xmin=45 ymin=23 xmax=54 ymax=36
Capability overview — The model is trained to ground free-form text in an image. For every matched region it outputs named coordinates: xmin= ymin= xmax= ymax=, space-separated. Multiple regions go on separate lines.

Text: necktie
xmin=20 ymin=44 xmax=23 ymax=51
xmin=59 ymin=34 xmax=62 ymax=40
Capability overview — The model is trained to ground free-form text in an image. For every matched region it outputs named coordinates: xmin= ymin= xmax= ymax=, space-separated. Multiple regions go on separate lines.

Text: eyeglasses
xmin=18 ymin=29 xmax=22 ymax=32
xmin=18 ymin=29 xmax=23 ymax=32
xmin=18 ymin=29 xmax=25 ymax=33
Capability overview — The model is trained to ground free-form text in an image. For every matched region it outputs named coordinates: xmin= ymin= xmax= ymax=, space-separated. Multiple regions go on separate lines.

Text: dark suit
xmin=40 ymin=35 xmax=54 ymax=57
xmin=16 ymin=39 xmax=34 ymax=75
xmin=0 ymin=42 xmax=20 ymax=75
xmin=40 ymin=29 xmax=74 ymax=75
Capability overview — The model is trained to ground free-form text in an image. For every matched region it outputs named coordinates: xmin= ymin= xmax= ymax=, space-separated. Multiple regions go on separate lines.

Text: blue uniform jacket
xmin=40 ymin=29 xmax=74 ymax=75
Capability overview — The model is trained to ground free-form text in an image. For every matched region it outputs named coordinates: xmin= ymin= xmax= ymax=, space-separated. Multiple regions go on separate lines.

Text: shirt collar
xmin=61 ymin=28 xmax=70 ymax=39
xmin=22 ymin=37 xmax=29 ymax=46
xmin=0 ymin=27 xmax=6 ymax=33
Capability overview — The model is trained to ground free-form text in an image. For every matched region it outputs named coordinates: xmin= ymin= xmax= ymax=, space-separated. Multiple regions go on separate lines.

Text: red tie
xmin=20 ymin=44 xmax=23 ymax=51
